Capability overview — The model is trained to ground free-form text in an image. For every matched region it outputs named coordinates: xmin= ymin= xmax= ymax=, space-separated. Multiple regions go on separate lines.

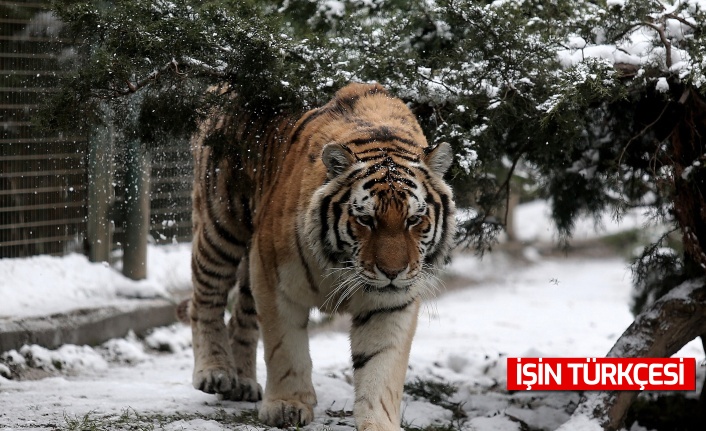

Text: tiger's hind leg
xmin=224 ymin=257 xmax=263 ymax=401
xmin=189 ymin=148 xmax=252 ymax=397
xmin=189 ymin=228 xmax=240 ymax=396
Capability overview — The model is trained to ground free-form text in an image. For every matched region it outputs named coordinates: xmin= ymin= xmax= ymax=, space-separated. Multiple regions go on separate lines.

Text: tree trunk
xmin=559 ymin=278 xmax=706 ymax=430
xmin=122 ymin=140 xmax=151 ymax=280
xmin=87 ymin=123 xmax=114 ymax=262
xmin=504 ymin=189 xmax=521 ymax=243
xmin=672 ymin=88 xmax=706 ymax=276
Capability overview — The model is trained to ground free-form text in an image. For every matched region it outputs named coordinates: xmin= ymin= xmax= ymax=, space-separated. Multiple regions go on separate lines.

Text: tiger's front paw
xmin=258 ymin=398 xmax=315 ymax=427
xmin=224 ymin=377 xmax=262 ymax=402
xmin=193 ymin=368 xmax=238 ymax=395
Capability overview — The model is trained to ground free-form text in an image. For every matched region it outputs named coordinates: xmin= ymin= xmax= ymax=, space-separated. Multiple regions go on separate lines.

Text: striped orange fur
xmin=187 ymin=82 xmax=456 ymax=430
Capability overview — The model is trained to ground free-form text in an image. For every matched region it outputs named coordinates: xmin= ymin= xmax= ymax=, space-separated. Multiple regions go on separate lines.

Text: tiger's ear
xmin=322 ymin=143 xmax=356 ymax=178
xmin=424 ymin=142 xmax=453 ymax=176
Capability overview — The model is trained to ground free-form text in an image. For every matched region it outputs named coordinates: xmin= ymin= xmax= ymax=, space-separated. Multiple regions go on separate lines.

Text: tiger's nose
xmin=377 ymin=265 xmax=405 ymax=280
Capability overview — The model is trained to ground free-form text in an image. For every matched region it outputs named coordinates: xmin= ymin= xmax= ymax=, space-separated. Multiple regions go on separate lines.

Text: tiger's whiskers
xmin=322 ymin=265 xmax=364 ymax=314
xmin=416 ymin=263 xmax=445 ymax=322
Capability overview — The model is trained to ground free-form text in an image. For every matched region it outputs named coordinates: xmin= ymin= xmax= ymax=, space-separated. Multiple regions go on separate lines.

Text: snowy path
xmin=1 ymin=255 xmax=703 ymax=431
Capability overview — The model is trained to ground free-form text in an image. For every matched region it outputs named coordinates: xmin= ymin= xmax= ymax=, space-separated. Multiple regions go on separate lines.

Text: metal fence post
xmin=122 ymin=140 xmax=151 ymax=280
xmin=86 ymin=124 xmax=114 ymax=262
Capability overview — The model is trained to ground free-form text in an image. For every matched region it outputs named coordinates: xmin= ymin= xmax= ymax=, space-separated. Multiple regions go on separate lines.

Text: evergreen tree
xmin=44 ymin=1 xmax=706 ymax=428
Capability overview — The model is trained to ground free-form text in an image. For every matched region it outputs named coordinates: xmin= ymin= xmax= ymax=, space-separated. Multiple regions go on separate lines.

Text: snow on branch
xmin=557 ymin=2 xmax=704 ymax=89
xmin=105 ymin=58 xmax=227 ymax=99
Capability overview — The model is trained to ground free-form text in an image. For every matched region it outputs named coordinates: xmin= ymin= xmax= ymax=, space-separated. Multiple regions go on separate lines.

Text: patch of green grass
xmin=404 ymin=379 xmax=457 ymax=405
xmin=62 ymin=409 xmax=155 ymax=431
xmin=59 ymin=407 xmax=263 ymax=431
xmin=402 ymin=423 xmax=462 ymax=431
xmin=228 ymin=408 xmax=261 ymax=427
xmin=324 ymin=408 xmax=353 ymax=418
xmin=404 ymin=378 xmax=467 ymax=423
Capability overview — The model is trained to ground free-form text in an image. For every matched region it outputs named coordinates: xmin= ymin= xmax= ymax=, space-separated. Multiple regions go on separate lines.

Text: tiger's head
xmin=305 ymin=136 xmax=456 ymax=296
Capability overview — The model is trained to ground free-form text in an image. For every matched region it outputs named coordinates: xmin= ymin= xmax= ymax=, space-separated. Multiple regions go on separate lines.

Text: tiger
xmin=187 ymin=82 xmax=456 ymax=431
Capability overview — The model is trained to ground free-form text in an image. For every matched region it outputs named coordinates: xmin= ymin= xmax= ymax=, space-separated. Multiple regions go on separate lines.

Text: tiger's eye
xmin=407 ymin=215 xmax=422 ymax=227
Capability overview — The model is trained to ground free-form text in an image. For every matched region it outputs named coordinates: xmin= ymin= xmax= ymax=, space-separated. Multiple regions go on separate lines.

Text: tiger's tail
xmin=176 ymin=298 xmax=191 ymax=325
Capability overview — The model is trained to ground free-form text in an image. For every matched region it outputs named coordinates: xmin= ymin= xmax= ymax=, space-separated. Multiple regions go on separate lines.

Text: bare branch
xmin=665 ymin=13 xmax=697 ymax=29
xmin=612 ymin=23 xmax=643 ymax=43
xmin=101 ymin=59 xmax=228 ymax=99
xmin=642 ymin=21 xmax=672 ymax=69
xmin=678 ymin=88 xmax=691 ymax=104
xmin=618 ymin=101 xmax=671 ymax=168
xmin=112 ymin=61 xmax=175 ymax=96
xmin=501 ymin=155 xmax=521 ymax=229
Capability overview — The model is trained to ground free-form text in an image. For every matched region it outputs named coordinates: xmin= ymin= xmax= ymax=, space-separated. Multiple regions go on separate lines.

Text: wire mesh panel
xmin=148 ymin=142 xmax=193 ymax=244
xmin=1 ymin=2 xmax=195 ymax=260
xmin=0 ymin=1 xmax=89 ymax=258
xmin=112 ymin=141 xmax=194 ymax=249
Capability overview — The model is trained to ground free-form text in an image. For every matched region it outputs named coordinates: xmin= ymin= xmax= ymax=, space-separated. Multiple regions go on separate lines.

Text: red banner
xmin=506 ymin=357 xmax=696 ymax=391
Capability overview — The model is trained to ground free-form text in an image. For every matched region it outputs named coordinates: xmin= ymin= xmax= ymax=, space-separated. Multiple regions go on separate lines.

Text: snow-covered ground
xmin=0 ymin=243 xmax=192 ymax=319
xmin=0 ymin=201 xmax=703 ymax=431
xmin=512 ymin=200 xmax=653 ymax=244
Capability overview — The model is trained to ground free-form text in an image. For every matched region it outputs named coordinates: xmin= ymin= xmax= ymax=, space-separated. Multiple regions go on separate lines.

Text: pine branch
xmin=102 ymin=59 xmax=227 ymax=99
xmin=415 ymin=72 xmax=459 ymax=96
xmin=109 ymin=61 xmax=177 ymax=97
